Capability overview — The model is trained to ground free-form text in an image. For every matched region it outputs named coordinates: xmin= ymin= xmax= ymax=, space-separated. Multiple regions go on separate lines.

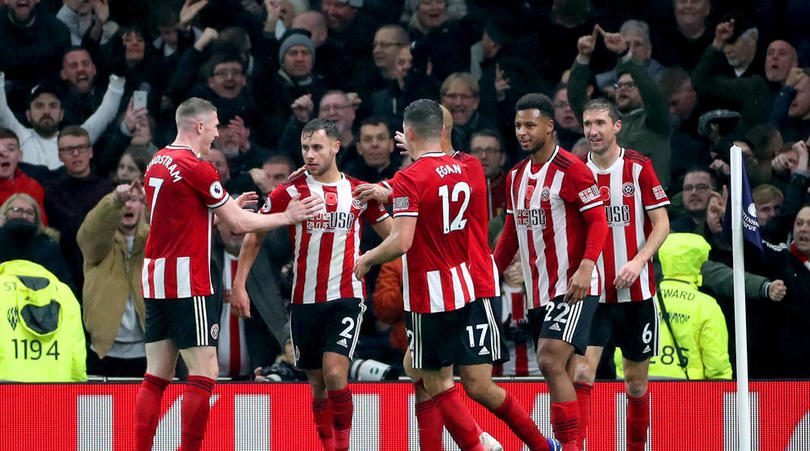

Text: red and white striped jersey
xmin=391 ymin=152 xmax=475 ymax=314
xmin=504 ymin=147 xmax=604 ymax=309
xmin=452 ymin=151 xmax=500 ymax=299
xmin=586 ymin=148 xmax=670 ymax=303
xmin=500 ymin=285 xmax=540 ymax=377
xmin=262 ymin=173 xmax=388 ymax=304
xmin=142 ymin=145 xmax=229 ymax=299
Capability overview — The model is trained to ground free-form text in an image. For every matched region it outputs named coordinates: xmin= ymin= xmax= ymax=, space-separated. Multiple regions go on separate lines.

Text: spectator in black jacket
xmin=0 ymin=193 xmax=74 ymax=291
xmin=0 ymin=1 xmax=71 ymax=112
xmin=44 ymin=126 xmax=113 ymax=294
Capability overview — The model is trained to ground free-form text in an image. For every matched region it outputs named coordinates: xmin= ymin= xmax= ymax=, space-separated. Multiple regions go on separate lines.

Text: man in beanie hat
xmin=254 ymin=30 xmax=327 ymax=147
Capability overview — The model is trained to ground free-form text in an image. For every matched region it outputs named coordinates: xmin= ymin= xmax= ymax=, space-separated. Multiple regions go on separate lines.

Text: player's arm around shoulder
xmin=213 ymin=193 xmax=322 ymax=235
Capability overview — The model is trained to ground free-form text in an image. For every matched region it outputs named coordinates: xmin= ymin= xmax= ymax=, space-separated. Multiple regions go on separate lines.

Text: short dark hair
xmin=62 ymin=46 xmax=91 ymax=65
xmin=264 ymin=154 xmax=294 ymax=169
xmin=403 ymin=99 xmax=443 ymax=141
xmin=470 ymin=128 xmax=503 ymax=150
xmin=583 ymin=98 xmax=621 ymax=123
xmin=204 ymin=51 xmax=244 ymax=78
xmin=683 ymin=165 xmax=718 ymax=190
xmin=0 ymin=127 xmax=19 ymax=144
xmin=515 ymin=93 xmax=554 ymax=119
xmin=359 ymin=115 xmax=391 ymax=134
xmin=302 ymin=118 xmax=340 ymax=141
xmin=57 ymin=125 xmax=90 ymax=143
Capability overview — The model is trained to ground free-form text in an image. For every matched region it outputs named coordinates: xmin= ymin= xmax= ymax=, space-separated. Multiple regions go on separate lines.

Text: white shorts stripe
xmin=176 ymin=257 xmax=191 ymax=298
xmin=348 ymin=300 xmax=366 ymax=359
xmin=563 ymin=301 xmax=583 ymax=343
xmin=650 ymin=297 xmax=660 ymax=357
xmin=141 ymin=258 xmax=151 ymax=298
xmin=153 ymin=258 xmax=166 ymax=298
xmin=194 ymin=296 xmax=203 ymax=346
xmin=483 ymin=298 xmax=501 ymax=361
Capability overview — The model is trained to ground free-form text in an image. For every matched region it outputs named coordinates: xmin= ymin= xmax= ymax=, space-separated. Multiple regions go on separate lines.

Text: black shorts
xmin=145 ymin=296 xmax=221 ymax=349
xmin=456 ymin=297 xmax=510 ymax=366
xmin=289 ymin=298 xmax=365 ymax=370
xmin=406 ymin=305 xmax=469 ymax=371
xmin=589 ymin=297 xmax=659 ymax=362
xmin=527 ymin=295 xmax=598 ymax=355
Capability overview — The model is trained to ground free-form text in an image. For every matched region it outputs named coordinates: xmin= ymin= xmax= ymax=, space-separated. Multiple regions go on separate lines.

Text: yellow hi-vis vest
xmin=0 ymin=260 xmax=86 ymax=382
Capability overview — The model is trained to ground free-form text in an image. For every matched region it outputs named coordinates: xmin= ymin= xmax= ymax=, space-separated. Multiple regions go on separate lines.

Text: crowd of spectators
xmin=1 ymin=0 xmax=808 ymax=381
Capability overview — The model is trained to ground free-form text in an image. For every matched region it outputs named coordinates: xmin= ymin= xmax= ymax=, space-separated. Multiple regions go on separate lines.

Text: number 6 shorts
xmin=289 ymin=298 xmax=365 ymax=370
xmin=588 ymin=297 xmax=659 ymax=362
xmin=526 ymin=294 xmax=599 ymax=355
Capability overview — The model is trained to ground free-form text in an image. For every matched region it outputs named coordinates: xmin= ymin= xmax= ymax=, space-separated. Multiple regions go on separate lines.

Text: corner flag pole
xmin=730 ymin=145 xmax=752 ymax=451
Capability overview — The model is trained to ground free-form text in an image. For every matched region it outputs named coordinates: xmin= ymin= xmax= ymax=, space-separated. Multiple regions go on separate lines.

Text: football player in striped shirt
xmin=493 ymin=93 xmax=608 ymax=451
xmin=354 ymin=99 xmax=488 ymax=451
xmin=572 ymin=99 xmax=670 ymax=451
xmin=233 ymin=118 xmax=391 ymax=451
xmin=136 ymin=98 xmax=321 ymax=451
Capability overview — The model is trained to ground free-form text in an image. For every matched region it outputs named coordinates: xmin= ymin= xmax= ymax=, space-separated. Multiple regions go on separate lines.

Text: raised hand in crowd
xmin=228 ymin=115 xmax=251 ymax=151
xmin=112 ymin=179 xmax=144 ymax=205
xmin=712 ymin=18 xmax=735 ymax=49
xmin=194 ymin=27 xmax=219 ymax=52
xmin=180 ymin=0 xmax=209 ymax=29
xmin=598 ymin=25 xmax=628 ymax=55
xmin=263 ymin=0 xmax=281 ymax=33
xmin=291 ymin=93 xmax=314 ymax=122
xmin=495 ymin=63 xmax=511 ymax=102
xmin=785 ymin=67 xmax=807 ymax=88
xmin=576 ymin=25 xmax=600 ymax=63
xmin=123 ymin=96 xmax=148 ymax=135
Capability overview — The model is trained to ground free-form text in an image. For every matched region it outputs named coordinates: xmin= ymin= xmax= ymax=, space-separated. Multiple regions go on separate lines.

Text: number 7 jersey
xmin=391 ymin=152 xmax=475 ymax=314
xmin=142 ymin=145 xmax=229 ymax=299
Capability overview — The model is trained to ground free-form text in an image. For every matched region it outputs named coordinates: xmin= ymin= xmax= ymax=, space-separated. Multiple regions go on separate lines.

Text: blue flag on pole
xmin=723 ymin=156 xmax=763 ymax=250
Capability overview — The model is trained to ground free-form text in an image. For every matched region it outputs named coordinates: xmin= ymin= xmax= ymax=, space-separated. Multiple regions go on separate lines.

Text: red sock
xmin=493 ymin=392 xmax=549 ymax=451
xmin=433 ymin=386 xmax=484 ymax=451
xmin=574 ymin=382 xmax=592 ymax=450
xmin=135 ymin=373 xmax=169 ymax=451
xmin=327 ymin=387 xmax=353 ymax=451
xmin=627 ymin=390 xmax=650 ymax=451
xmin=415 ymin=398 xmax=444 ymax=451
xmin=180 ymin=376 xmax=215 ymax=451
xmin=312 ymin=398 xmax=335 ymax=451
xmin=550 ymin=401 xmax=579 ymax=451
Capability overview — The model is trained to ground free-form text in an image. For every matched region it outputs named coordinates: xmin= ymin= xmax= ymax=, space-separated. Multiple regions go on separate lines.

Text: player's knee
xmin=322 ymin=366 xmax=348 ymax=390
xmin=573 ymin=361 xmax=595 ymax=383
xmin=625 ymin=377 xmax=648 ymax=397
xmin=460 ymin=376 xmax=489 ymax=403
xmin=536 ymin=351 xmax=563 ymax=376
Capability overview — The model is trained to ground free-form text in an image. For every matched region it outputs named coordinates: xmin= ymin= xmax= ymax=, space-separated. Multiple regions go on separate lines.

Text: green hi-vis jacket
xmin=0 ymin=260 xmax=86 ymax=382
xmin=617 ymin=233 xmax=733 ymax=380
